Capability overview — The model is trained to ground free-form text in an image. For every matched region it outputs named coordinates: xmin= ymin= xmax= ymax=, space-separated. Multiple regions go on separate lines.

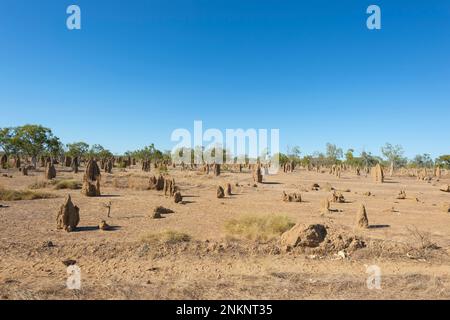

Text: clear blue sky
xmin=1 ymin=0 xmax=449 ymax=158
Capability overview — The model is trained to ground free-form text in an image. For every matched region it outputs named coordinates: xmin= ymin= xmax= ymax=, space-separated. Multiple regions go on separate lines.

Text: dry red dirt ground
xmin=0 ymin=165 xmax=449 ymax=299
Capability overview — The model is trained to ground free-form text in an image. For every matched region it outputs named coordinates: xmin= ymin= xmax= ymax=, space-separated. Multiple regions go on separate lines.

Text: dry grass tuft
xmin=224 ymin=214 xmax=295 ymax=241
xmin=0 ymin=186 xmax=56 ymax=201
xmin=141 ymin=230 xmax=191 ymax=245
xmin=54 ymin=180 xmax=82 ymax=190
xmin=404 ymin=226 xmax=440 ymax=260
xmin=28 ymin=180 xmax=54 ymax=189
xmin=29 ymin=179 xmax=81 ymax=190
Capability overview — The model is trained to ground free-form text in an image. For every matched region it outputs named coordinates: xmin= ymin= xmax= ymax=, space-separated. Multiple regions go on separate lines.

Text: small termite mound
xmin=174 ymin=191 xmax=183 ymax=204
xmin=396 ymin=190 xmax=407 ymax=200
xmin=217 ymin=186 xmax=225 ymax=199
xmin=282 ymin=191 xmax=302 ymax=203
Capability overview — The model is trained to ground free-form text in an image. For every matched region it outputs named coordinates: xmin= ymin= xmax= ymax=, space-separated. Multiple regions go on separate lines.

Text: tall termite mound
xmin=64 ymin=156 xmax=72 ymax=167
xmin=371 ymin=164 xmax=384 ymax=183
xmin=142 ymin=160 xmax=151 ymax=172
xmin=13 ymin=157 xmax=21 ymax=169
xmin=82 ymin=159 xmax=101 ymax=197
xmin=356 ymin=204 xmax=369 ymax=228
xmin=0 ymin=154 xmax=7 ymax=169
xmin=253 ymin=165 xmax=263 ymax=183
xmin=105 ymin=158 xmax=113 ymax=174
xmin=164 ymin=178 xmax=176 ymax=197
xmin=435 ymin=166 xmax=441 ymax=179
xmin=56 ymin=195 xmax=80 ymax=232
xmin=45 ymin=162 xmax=57 ymax=180
xmin=226 ymin=183 xmax=232 ymax=196
xmin=71 ymin=157 xmax=79 ymax=173
xmin=213 ymin=163 xmax=221 ymax=176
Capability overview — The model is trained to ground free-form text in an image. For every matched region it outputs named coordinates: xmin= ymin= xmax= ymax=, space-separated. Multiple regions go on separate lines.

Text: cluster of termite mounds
xmin=149 ymin=174 xmax=183 ymax=204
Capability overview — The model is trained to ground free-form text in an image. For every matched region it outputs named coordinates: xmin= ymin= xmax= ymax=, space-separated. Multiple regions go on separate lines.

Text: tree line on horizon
xmin=0 ymin=124 xmax=449 ymax=169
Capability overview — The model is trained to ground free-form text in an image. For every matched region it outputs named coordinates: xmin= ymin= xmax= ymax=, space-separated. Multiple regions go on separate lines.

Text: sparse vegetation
xmin=404 ymin=226 xmax=440 ymax=260
xmin=141 ymin=230 xmax=191 ymax=245
xmin=54 ymin=179 xmax=82 ymax=190
xmin=224 ymin=214 xmax=295 ymax=241
xmin=28 ymin=179 xmax=81 ymax=190
xmin=0 ymin=187 xmax=56 ymax=201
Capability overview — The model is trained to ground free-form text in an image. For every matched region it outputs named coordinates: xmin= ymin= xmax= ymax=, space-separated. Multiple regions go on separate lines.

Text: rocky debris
xmin=356 ymin=204 xmax=369 ymax=229
xmin=439 ymin=184 xmax=450 ymax=192
xmin=311 ymin=183 xmax=320 ymax=191
xmin=56 ymin=195 xmax=80 ymax=232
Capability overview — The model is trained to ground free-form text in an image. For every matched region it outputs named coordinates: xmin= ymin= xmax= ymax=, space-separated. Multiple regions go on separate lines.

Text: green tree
xmin=66 ymin=142 xmax=90 ymax=158
xmin=436 ymin=155 xmax=450 ymax=168
xmin=326 ymin=143 xmax=343 ymax=164
xmin=381 ymin=143 xmax=405 ymax=172
xmin=410 ymin=154 xmax=434 ymax=168
xmin=0 ymin=127 xmax=21 ymax=156
xmin=88 ymin=144 xmax=113 ymax=159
